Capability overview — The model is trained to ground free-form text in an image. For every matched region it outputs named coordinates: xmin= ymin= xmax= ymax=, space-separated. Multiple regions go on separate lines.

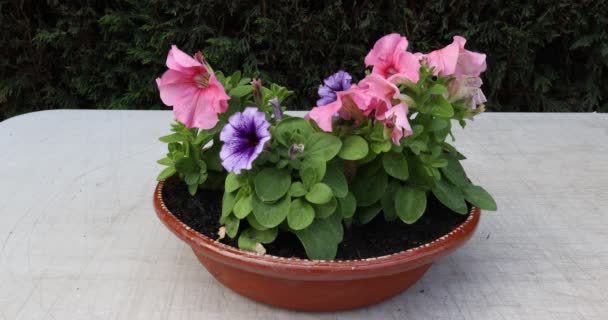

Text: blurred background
xmin=1 ymin=0 xmax=606 ymax=121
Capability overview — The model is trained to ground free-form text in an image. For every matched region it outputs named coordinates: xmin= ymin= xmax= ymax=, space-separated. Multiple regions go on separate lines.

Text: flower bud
xmin=269 ymin=97 xmax=283 ymax=120
xmin=288 ymin=143 xmax=305 ymax=159
xmin=251 ymin=78 xmax=263 ymax=102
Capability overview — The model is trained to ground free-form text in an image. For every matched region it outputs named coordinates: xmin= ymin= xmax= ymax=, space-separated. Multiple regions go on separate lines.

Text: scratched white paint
xmin=0 ymin=110 xmax=607 ymax=320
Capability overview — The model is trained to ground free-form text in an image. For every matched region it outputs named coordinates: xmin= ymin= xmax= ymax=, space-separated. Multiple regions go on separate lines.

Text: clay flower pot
xmin=154 ymin=181 xmax=481 ymax=311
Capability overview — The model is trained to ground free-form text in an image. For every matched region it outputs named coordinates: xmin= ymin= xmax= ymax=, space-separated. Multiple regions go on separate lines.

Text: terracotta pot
xmin=154 ymin=181 xmax=480 ymax=311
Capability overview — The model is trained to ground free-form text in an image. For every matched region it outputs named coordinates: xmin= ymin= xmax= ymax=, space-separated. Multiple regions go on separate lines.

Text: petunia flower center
xmin=244 ymin=131 xmax=260 ymax=149
xmin=341 ymin=95 xmax=365 ymax=123
xmin=193 ymin=72 xmax=210 ymax=88
xmin=384 ymin=113 xmax=397 ymax=129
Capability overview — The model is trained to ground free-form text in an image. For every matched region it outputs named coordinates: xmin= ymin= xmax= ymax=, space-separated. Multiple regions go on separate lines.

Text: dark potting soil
xmin=161 ymin=176 xmax=470 ymax=260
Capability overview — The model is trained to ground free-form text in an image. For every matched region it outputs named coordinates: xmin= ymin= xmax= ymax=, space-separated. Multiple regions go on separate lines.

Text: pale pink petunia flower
xmin=448 ymin=76 xmax=487 ymax=109
xmin=452 ymin=36 xmax=487 ymax=77
xmin=423 ymin=36 xmax=487 ymax=77
xmin=364 ymin=33 xmax=420 ymax=84
xmin=156 ymin=45 xmax=230 ymax=129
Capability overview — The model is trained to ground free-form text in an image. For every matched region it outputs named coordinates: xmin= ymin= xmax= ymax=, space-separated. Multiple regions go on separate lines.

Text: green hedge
xmin=1 ymin=0 xmax=606 ymax=120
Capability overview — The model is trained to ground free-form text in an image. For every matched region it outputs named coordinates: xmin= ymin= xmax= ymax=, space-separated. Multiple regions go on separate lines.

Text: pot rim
xmin=154 ymin=180 xmax=480 ymax=279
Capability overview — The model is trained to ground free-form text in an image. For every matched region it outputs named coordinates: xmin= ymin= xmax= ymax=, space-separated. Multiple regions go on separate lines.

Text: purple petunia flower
xmin=220 ymin=107 xmax=271 ymax=174
xmin=317 ymin=70 xmax=352 ymax=106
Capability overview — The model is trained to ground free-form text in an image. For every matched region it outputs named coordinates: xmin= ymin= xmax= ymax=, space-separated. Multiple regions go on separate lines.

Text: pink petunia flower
xmin=359 ymin=74 xmax=412 ymax=144
xmin=378 ymin=103 xmax=412 ymax=145
xmin=156 ymin=45 xmax=230 ymax=129
xmin=423 ymin=36 xmax=486 ymax=77
xmin=306 ymin=85 xmax=370 ymax=132
xmin=307 ymin=73 xmax=413 ymax=145
xmin=358 ymin=73 xmax=401 ymax=117
xmin=364 ymin=33 xmax=420 ymax=84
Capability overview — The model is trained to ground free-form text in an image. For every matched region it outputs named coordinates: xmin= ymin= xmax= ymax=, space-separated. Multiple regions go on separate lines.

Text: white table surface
xmin=0 ymin=110 xmax=607 ymax=320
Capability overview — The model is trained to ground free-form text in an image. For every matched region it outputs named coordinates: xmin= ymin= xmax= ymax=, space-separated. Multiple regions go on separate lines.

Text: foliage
xmin=1 ymin=0 xmax=607 ymax=121
xmin=156 ymin=63 xmax=497 ymax=260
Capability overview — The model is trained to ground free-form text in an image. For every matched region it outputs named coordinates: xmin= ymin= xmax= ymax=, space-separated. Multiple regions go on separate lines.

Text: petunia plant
xmin=156 ymin=33 xmax=497 ymax=260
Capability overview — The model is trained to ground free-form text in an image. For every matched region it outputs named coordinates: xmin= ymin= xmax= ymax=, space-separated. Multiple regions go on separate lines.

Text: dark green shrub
xmin=1 ymin=0 xmax=606 ymax=120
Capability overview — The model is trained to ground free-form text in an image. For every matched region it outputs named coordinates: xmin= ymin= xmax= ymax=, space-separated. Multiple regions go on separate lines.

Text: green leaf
xmin=432 ymin=180 xmax=468 ymax=214
xmin=242 ymin=227 xmax=278 ymax=243
xmin=157 ymin=157 xmax=173 ymax=166
xmin=233 ymin=189 xmax=253 ymax=218
xmin=338 ymin=192 xmax=357 ymax=218
xmin=300 ymin=166 xmax=319 ymax=189
xmin=305 ymin=183 xmax=333 ymax=204
xmin=289 ymin=181 xmax=308 ymax=197
xmin=351 ymin=170 xmax=388 ymax=206
xmin=314 ymin=197 xmax=338 ymax=218
xmin=429 ymin=83 xmax=448 ymax=95
xmin=429 ymin=118 xmax=449 ymax=131
xmin=407 ymin=155 xmax=435 ymax=188
xmin=175 ymin=157 xmax=198 ymax=175
xmin=303 ymin=132 xmax=342 ymax=161
xmin=357 ymin=149 xmax=378 ymax=164
xmin=443 ymin=142 xmax=467 ymax=160
xmin=463 ymin=185 xmax=497 ymax=211
xmin=274 ymin=117 xmax=313 ymax=146
xmin=287 ymin=198 xmax=315 ymax=230
xmin=229 ymin=85 xmax=253 ymax=97
xmin=238 ymin=227 xmax=278 ymax=252
xmin=433 ymin=125 xmax=451 ymax=142
xmin=225 ymin=172 xmax=241 ymax=193
xmin=371 ymin=140 xmax=392 ymax=153
xmin=252 ymin=194 xmax=291 ymax=228
xmin=441 ymin=155 xmax=470 ymax=187
xmin=338 ymin=136 xmax=369 ymax=160
xmin=357 ymin=203 xmax=382 ymax=224
xmin=381 ymin=182 xmax=398 ymax=221
xmin=188 ymin=183 xmax=198 ymax=196
xmin=204 ymin=141 xmax=223 ymax=171
xmin=382 ymin=151 xmax=409 ymax=181
xmin=321 ymin=164 xmax=348 ymax=198
xmin=193 ymin=127 xmax=219 ymax=145
xmin=300 ymin=157 xmax=326 ymax=185
xmin=293 ymin=213 xmax=343 ymax=260
xmin=230 ymin=71 xmax=242 ymax=87
xmin=254 ymin=168 xmax=291 ymax=202
xmin=223 ymin=215 xmax=240 ymax=238
xmin=221 ymin=191 xmax=236 ymax=219
xmin=395 ymin=186 xmax=427 ymax=224
xmin=277 ymin=159 xmax=289 ymax=168
xmin=246 ymin=215 xmax=268 ymax=231
xmin=159 ymin=133 xmax=185 ymax=143
xmin=157 ymin=166 xmax=176 ymax=180
xmin=185 ymin=173 xmax=200 ymax=185
xmin=431 ymin=96 xmax=454 ymax=118
xmin=431 ymin=158 xmax=448 ymax=168
xmin=369 ymin=121 xmax=386 ymax=141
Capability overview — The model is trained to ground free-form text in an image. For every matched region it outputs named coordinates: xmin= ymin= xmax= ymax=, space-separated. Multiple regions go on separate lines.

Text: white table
xmin=1 ymin=110 xmax=607 ymax=320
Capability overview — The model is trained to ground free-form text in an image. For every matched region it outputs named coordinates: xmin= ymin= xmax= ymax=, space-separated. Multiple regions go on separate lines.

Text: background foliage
xmin=1 ymin=0 xmax=607 ymax=121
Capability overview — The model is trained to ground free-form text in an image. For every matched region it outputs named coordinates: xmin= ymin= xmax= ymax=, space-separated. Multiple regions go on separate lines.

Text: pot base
xmin=193 ymin=248 xmax=431 ymax=311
